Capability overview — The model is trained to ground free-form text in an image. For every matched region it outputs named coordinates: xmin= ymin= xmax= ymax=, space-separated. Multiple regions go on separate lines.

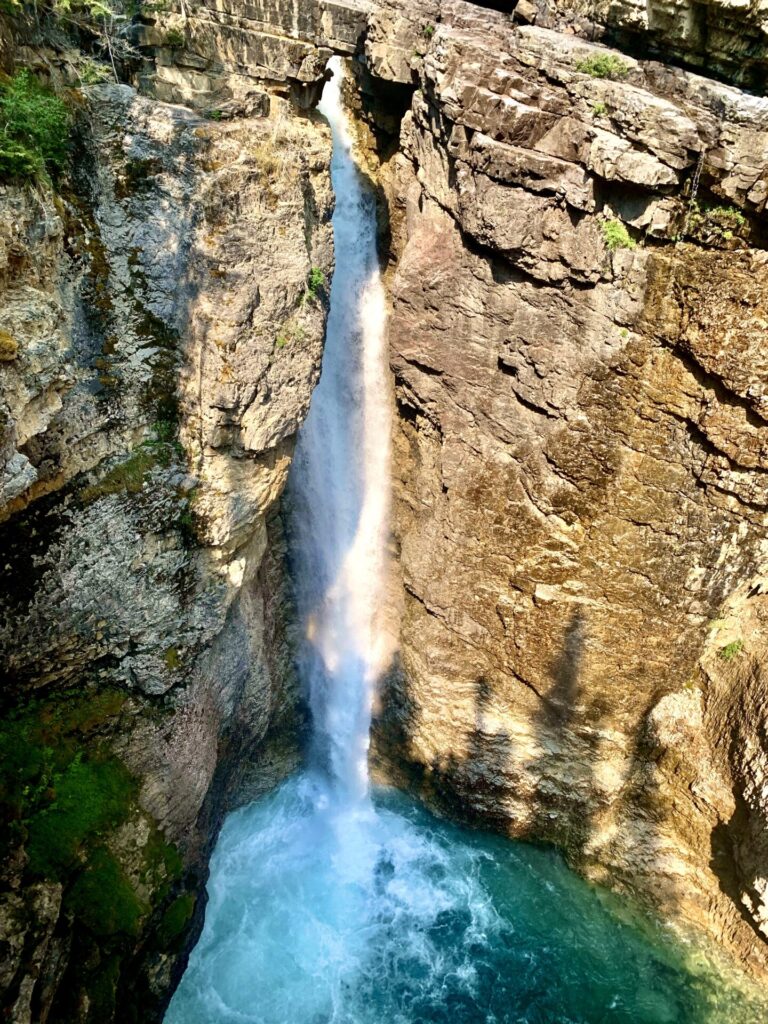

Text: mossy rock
xmin=66 ymin=847 xmax=147 ymax=937
xmin=157 ymin=892 xmax=196 ymax=947
xmin=79 ymin=438 xmax=181 ymax=504
xmin=164 ymin=646 xmax=181 ymax=671
xmin=0 ymin=329 xmax=19 ymax=361
xmin=26 ymin=755 xmax=136 ymax=878
xmin=0 ymin=688 xmax=127 ymax=829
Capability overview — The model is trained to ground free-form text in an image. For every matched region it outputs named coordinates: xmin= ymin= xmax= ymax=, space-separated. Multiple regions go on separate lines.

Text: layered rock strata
xmin=364 ymin=0 xmax=768 ymax=981
xmin=0 ymin=22 xmax=333 ymax=1021
xmin=518 ymin=0 xmax=768 ymax=94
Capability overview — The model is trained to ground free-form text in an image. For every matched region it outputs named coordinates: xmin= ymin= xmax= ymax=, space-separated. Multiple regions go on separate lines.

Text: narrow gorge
xmin=1 ymin=1 xmax=768 ymax=1022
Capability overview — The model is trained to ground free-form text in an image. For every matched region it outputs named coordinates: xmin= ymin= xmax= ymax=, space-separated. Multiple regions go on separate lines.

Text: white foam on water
xmin=165 ymin=59 xmax=766 ymax=1024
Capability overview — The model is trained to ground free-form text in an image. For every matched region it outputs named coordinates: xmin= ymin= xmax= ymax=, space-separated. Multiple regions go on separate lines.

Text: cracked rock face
xmin=0 ymin=46 xmax=332 ymax=1024
xmin=527 ymin=0 xmax=768 ymax=93
xmin=3 ymin=0 xmax=768 ymax=1015
xmin=366 ymin=0 xmax=768 ymax=981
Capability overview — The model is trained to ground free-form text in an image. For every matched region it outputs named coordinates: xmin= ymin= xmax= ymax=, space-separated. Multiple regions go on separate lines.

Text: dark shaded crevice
xmin=401 ymin=354 xmax=443 ymax=377
xmin=710 ymin=795 xmax=768 ymax=947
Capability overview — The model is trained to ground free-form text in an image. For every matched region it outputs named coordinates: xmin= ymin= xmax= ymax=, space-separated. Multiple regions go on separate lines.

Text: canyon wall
xmin=364 ymin=0 xmax=768 ymax=982
xmin=518 ymin=0 xmax=768 ymax=92
xmin=3 ymin=0 xmax=768 ymax=1018
xmin=0 ymin=8 xmax=337 ymax=1020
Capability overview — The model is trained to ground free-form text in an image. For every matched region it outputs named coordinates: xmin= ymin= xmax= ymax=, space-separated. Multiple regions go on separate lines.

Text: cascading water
xmin=166 ymin=60 xmax=765 ymax=1024
xmin=288 ymin=55 xmax=392 ymax=806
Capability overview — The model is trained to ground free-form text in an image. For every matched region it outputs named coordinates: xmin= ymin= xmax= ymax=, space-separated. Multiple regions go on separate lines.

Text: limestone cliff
xmin=362 ymin=0 xmax=768 ymax=982
xmin=520 ymin=0 xmax=768 ymax=93
xmin=3 ymin=0 xmax=768 ymax=1017
xmin=0 ymin=9 xmax=333 ymax=1021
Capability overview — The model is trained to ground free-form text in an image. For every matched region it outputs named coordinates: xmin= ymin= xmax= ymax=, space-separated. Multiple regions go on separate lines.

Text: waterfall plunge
xmin=290 ymin=56 xmax=392 ymax=806
xmin=165 ymin=58 xmax=752 ymax=1024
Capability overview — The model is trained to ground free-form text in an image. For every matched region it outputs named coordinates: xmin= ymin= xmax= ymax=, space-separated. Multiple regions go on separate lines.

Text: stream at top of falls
xmin=165 ymin=59 xmax=766 ymax=1024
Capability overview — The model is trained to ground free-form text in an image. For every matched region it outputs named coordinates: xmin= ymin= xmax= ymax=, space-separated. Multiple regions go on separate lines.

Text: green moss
xmin=157 ymin=893 xmax=196 ymax=946
xmin=0 ymin=689 xmax=126 ymax=828
xmin=79 ymin=448 xmax=157 ymax=502
xmin=67 ymin=847 xmax=147 ymax=936
xmin=79 ymin=435 xmax=184 ymax=503
xmin=138 ymin=813 xmax=184 ymax=902
xmin=576 ymin=54 xmax=630 ymax=80
xmin=87 ymin=954 xmax=122 ymax=1020
xmin=591 ymin=101 xmax=607 ymax=117
xmin=0 ymin=687 xmax=184 ymax=1010
xmin=0 ymin=688 xmax=134 ymax=880
xmin=718 ymin=640 xmax=744 ymax=661
xmin=0 ymin=71 xmax=71 ymax=182
xmin=601 ymin=218 xmax=636 ymax=251
xmin=35 ymin=690 xmax=126 ymax=741
xmin=26 ymin=756 xmax=136 ymax=877
xmin=164 ymin=646 xmax=181 ymax=671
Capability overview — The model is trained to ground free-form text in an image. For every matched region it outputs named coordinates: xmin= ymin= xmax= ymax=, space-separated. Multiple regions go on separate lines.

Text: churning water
xmin=166 ymin=60 xmax=765 ymax=1024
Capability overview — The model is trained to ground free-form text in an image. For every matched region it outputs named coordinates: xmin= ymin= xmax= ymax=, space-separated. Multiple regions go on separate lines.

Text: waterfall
xmin=289 ymin=55 xmax=391 ymax=805
xmin=165 ymin=58 xmax=752 ymax=1024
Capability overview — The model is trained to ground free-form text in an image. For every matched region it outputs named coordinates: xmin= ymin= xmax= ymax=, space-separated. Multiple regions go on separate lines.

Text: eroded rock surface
xmin=0 ymin=23 xmax=332 ymax=1023
xmin=3 ymin=0 xmax=768 ymax=1016
xmin=364 ymin=0 xmax=768 ymax=981
xmin=520 ymin=0 xmax=768 ymax=93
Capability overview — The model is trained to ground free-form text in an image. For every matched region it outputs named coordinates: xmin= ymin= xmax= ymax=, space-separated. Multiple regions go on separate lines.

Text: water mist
xmin=289 ymin=55 xmax=392 ymax=805
xmin=165 ymin=59 xmax=762 ymax=1024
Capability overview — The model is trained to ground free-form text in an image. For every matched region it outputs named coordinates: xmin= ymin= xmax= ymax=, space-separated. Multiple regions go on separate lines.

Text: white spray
xmin=164 ymin=57 xmax=735 ymax=1024
xmin=289 ymin=55 xmax=392 ymax=805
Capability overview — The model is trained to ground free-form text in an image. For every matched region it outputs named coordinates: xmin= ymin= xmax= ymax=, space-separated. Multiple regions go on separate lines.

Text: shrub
xmin=163 ymin=28 xmax=185 ymax=49
xmin=73 ymin=55 xmax=111 ymax=84
xmin=591 ymin=101 xmax=607 ymax=117
xmin=298 ymin=266 xmax=326 ymax=307
xmin=601 ymin=218 xmax=636 ymax=251
xmin=718 ymin=640 xmax=744 ymax=661
xmin=576 ymin=54 xmax=630 ymax=80
xmin=687 ymin=201 xmax=747 ymax=244
xmin=307 ymin=266 xmax=325 ymax=297
xmin=0 ymin=71 xmax=71 ymax=181
xmin=0 ymin=329 xmax=19 ymax=360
